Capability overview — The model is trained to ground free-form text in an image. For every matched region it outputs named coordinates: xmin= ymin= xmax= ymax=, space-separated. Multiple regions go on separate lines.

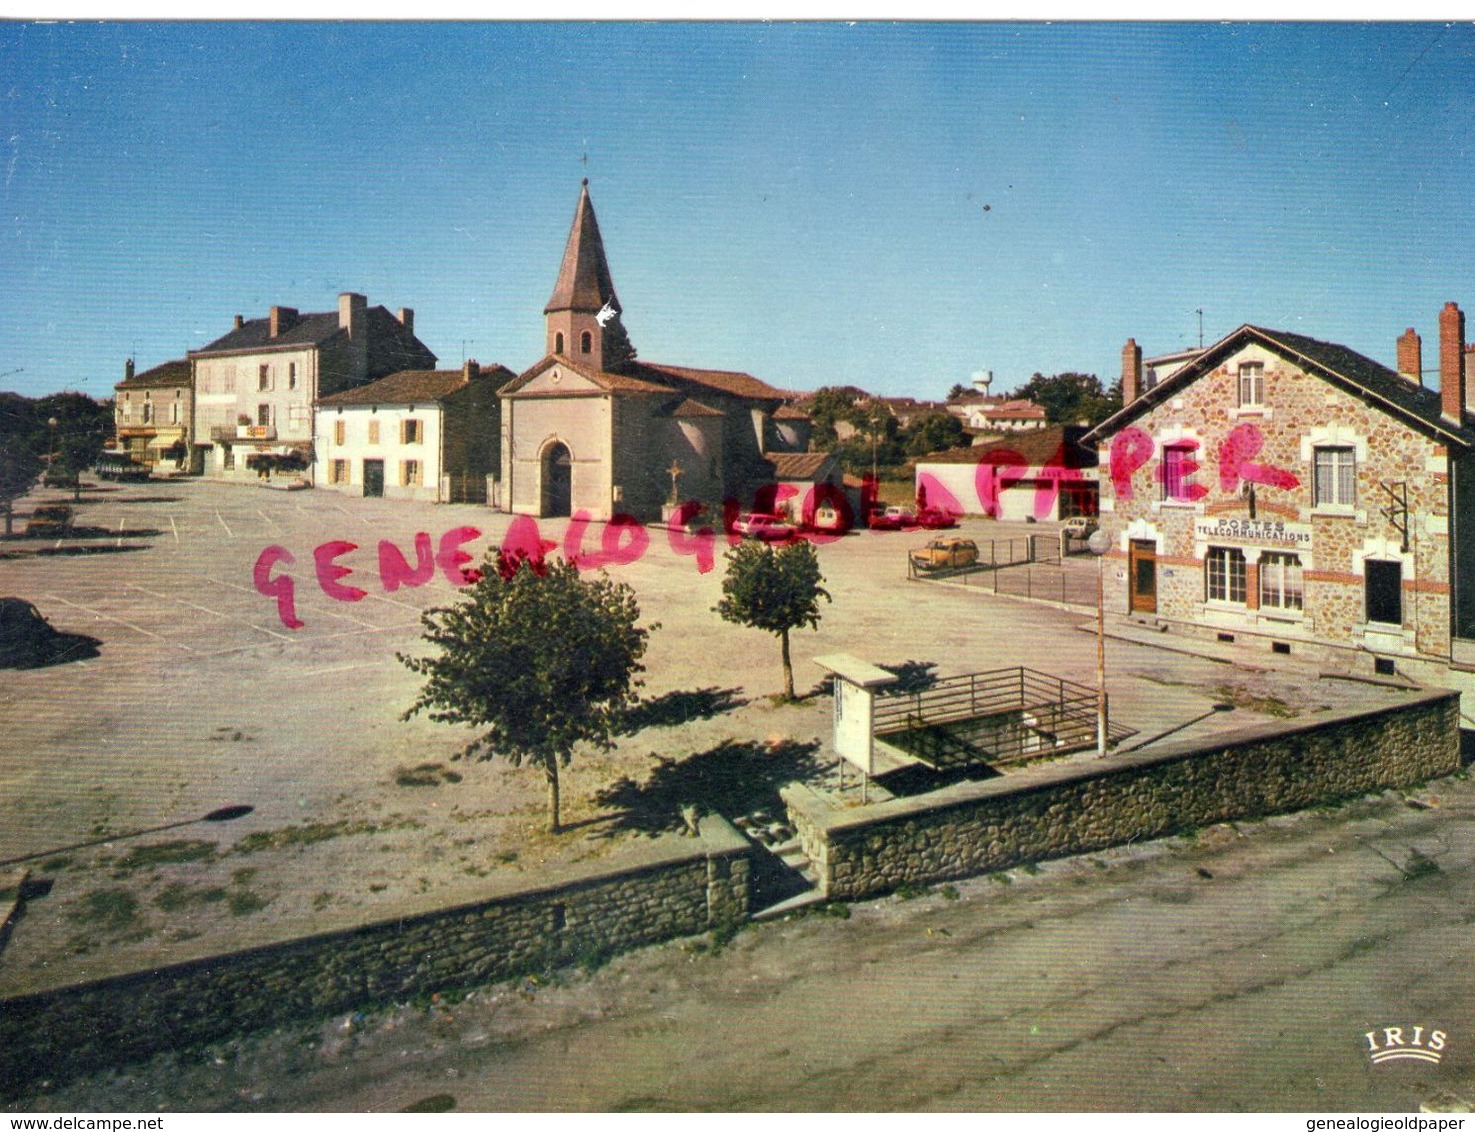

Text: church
xmin=498 ymin=182 xmax=816 ymax=523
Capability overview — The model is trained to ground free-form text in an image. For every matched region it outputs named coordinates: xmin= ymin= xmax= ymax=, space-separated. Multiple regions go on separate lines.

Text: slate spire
xmin=544 ymin=179 xmax=620 ymax=316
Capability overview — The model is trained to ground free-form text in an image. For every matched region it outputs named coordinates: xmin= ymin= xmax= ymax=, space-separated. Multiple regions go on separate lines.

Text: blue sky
xmin=3 ymin=21 xmax=1473 ymax=401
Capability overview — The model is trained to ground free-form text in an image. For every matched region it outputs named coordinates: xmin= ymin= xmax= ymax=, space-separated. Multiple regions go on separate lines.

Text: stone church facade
xmin=498 ymin=182 xmax=811 ymax=523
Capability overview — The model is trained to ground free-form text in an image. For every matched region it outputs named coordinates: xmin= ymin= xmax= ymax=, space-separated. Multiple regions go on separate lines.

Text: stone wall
xmin=784 ymin=689 xmax=1459 ymax=901
xmin=0 ymin=820 xmax=749 ymax=1096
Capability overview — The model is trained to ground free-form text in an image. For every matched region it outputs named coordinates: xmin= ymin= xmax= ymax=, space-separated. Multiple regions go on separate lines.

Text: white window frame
xmin=1313 ymin=446 xmax=1356 ymax=507
xmin=1237 ymin=362 xmax=1265 ymax=407
xmin=1259 ymin=551 xmax=1304 ymax=613
xmin=1206 ymin=546 xmax=1247 ymax=605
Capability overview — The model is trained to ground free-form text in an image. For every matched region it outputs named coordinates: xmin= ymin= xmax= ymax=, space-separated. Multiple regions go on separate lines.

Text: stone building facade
xmin=1086 ymin=305 xmax=1475 ymax=693
xmin=113 ymin=357 xmax=192 ymax=469
xmin=314 ymin=361 xmax=513 ymax=502
xmin=190 ymin=293 xmax=437 ymax=480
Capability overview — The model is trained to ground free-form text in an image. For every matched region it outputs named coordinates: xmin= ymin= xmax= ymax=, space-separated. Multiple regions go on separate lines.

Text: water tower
xmin=971 ymin=369 xmax=994 ymax=397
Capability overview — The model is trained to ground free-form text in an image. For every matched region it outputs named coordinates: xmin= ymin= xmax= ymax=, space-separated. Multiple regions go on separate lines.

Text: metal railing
xmin=872 ymin=666 xmax=1103 ymax=769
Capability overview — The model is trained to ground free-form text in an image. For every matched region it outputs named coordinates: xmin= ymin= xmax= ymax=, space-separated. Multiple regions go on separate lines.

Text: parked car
xmin=916 ymin=507 xmax=959 ymax=530
xmin=910 ymin=536 xmax=980 ymax=571
xmin=25 ymin=504 xmax=72 ymax=538
xmin=732 ymin=512 xmax=797 ymax=541
xmin=1061 ymin=516 xmax=1099 ymax=538
xmin=868 ymin=506 xmax=917 ymax=531
xmin=95 ymin=452 xmax=151 ymax=482
xmin=0 ymin=598 xmax=65 ymax=666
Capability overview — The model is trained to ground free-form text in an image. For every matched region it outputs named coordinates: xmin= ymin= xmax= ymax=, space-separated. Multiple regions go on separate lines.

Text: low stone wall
xmin=0 ymin=819 xmax=749 ymax=1096
xmin=784 ymin=688 xmax=1460 ymax=900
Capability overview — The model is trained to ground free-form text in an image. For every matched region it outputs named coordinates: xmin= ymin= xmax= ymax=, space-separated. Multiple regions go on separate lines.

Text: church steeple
xmin=544 ymin=180 xmax=633 ymax=369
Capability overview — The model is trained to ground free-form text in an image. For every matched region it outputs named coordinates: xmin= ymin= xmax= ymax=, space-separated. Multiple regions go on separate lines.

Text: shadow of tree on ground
xmin=594 ymin=738 xmax=824 ymax=835
xmin=879 ymin=659 xmax=939 ymax=693
xmin=617 ymin=686 xmax=749 ymax=734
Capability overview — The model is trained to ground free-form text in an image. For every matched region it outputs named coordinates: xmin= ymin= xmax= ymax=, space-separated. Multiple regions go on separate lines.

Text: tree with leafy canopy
xmin=903 ymin=410 xmax=967 ymax=456
xmin=0 ymin=393 xmax=40 ymax=537
xmin=945 ymin=383 xmax=970 ymax=402
xmin=1014 ymin=371 xmax=1121 ymax=428
xmin=715 ymin=539 xmax=831 ymax=700
xmin=398 ymin=550 xmax=652 ymax=834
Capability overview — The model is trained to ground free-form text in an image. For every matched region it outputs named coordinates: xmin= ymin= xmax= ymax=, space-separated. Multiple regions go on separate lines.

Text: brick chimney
xmin=338 ymin=292 xmax=367 ymax=341
xmin=1441 ymin=302 xmax=1466 ymax=422
xmin=124 ymin=358 xmax=135 ymax=381
xmin=1397 ymin=328 xmax=1422 ymax=383
xmin=398 ymin=308 xmax=414 ymax=334
xmin=463 ymin=359 xmax=480 ymax=381
xmin=269 ymin=306 xmax=298 ymax=338
xmin=233 ymin=314 xmax=244 ymax=330
xmin=1121 ymin=338 xmax=1142 ymax=405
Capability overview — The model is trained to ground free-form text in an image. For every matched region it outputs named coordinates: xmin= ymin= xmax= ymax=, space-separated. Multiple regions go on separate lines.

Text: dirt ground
xmin=0 ymin=478 xmax=1411 ymax=1038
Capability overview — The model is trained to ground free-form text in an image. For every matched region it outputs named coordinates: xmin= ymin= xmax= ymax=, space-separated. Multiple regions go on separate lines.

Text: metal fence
xmin=872 ymin=667 xmax=1102 ymax=770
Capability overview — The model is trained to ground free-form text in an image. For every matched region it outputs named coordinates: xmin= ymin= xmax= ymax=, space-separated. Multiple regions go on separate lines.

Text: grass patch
xmin=227 ymin=889 xmax=270 ymax=916
xmin=232 ymin=818 xmax=415 ymax=855
xmin=117 ymin=839 xmax=218 ymax=869
xmin=988 ymin=872 xmax=1013 ymax=885
xmin=822 ymin=901 xmax=851 ymax=919
xmin=939 ymin=884 xmax=960 ymax=901
xmin=312 ymin=892 xmax=333 ymax=911
xmin=394 ymin=762 xmax=463 ymax=788
xmin=894 ymin=882 xmax=932 ymax=900
xmin=70 ymin=887 xmax=140 ymax=931
xmin=38 ymin=855 xmax=74 ymax=872
xmin=1212 ymin=684 xmax=1297 ymax=718
xmin=154 ymin=883 xmax=228 ymax=911
xmin=231 ymin=867 xmax=258 ymax=885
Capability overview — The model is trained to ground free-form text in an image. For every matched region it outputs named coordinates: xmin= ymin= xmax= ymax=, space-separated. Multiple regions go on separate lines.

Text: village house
xmin=497 ymin=182 xmax=816 ymax=523
xmin=1086 ymin=304 xmax=1475 ymax=699
xmin=189 ymin=293 xmax=437 ymax=480
xmin=314 ymin=360 xmax=514 ymax=502
xmin=113 ymin=357 xmax=192 ymax=470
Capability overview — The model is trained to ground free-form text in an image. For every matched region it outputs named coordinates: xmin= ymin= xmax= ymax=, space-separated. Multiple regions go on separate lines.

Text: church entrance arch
xmin=541 ymin=441 xmax=573 ymax=518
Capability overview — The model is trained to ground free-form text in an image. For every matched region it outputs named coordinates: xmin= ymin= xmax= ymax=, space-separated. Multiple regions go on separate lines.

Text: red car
xmin=732 ymin=512 xmax=797 ymax=541
xmin=915 ymin=507 xmax=959 ymax=530
xmin=867 ymin=506 xmax=917 ymax=531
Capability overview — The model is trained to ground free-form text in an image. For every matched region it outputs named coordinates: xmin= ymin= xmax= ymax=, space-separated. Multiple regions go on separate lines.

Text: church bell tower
xmin=544 ymin=179 xmax=633 ymax=370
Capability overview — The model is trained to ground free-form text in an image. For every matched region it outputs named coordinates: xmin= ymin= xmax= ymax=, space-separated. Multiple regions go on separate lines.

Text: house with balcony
xmin=314 ymin=360 xmax=513 ymax=502
xmin=189 ymin=293 xmax=437 ymax=479
xmin=1085 ymin=303 xmax=1475 ymax=703
xmin=114 ymin=357 xmax=192 ymax=470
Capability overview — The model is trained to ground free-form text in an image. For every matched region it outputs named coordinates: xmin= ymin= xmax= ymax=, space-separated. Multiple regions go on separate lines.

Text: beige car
xmin=910 ymin=536 xmax=979 ymax=571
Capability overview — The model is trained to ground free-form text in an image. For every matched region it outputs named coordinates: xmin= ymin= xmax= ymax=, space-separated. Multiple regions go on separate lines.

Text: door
xmin=363 ymin=459 xmax=384 ymax=498
xmin=541 ymin=442 xmax=572 ymax=518
xmin=1365 ymin=559 xmax=1403 ymax=626
xmin=1129 ymin=539 xmax=1157 ymax=614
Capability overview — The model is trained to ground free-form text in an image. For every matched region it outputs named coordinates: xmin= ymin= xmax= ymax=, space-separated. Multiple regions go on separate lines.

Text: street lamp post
xmin=1086 ymin=528 xmax=1112 ymax=757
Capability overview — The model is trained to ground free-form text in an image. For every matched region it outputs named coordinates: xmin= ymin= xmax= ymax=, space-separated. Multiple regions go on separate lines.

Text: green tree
xmin=903 ymin=410 xmax=966 ymax=456
xmin=1014 ymin=372 xmax=1121 ymax=428
xmin=945 ymin=383 xmax=970 ymax=402
xmin=715 ymin=539 xmax=831 ymax=700
xmin=399 ymin=553 xmax=652 ymax=834
xmin=0 ymin=393 xmax=40 ymax=536
xmin=35 ymin=392 xmax=112 ymax=500
xmin=0 ymin=445 xmax=41 ymax=536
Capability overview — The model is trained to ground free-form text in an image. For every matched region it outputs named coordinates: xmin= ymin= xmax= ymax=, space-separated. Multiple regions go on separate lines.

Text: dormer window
xmin=1237 ymin=362 xmax=1265 ymax=407
xmin=580 ymin=330 xmax=592 ymax=355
